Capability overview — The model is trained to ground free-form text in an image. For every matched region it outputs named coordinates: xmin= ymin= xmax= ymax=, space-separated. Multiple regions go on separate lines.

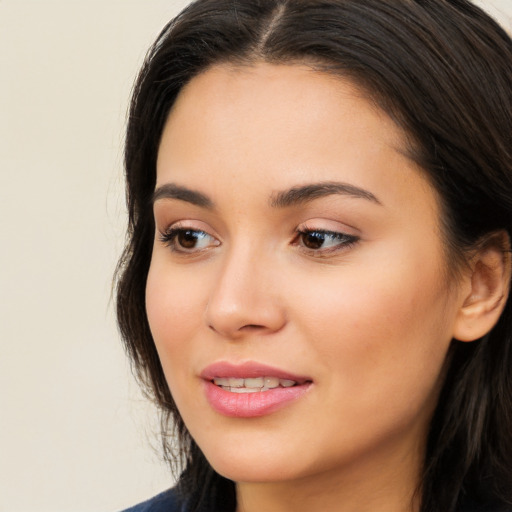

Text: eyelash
xmin=158 ymin=226 xmax=359 ymax=255
xmin=159 ymin=226 xmax=219 ymax=253
xmin=292 ymin=228 xmax=359 ymax=255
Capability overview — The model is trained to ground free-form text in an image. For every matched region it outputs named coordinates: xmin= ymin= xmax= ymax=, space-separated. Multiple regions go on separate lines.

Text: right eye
xmin=159 ymin=227 xmax=220 ymax=253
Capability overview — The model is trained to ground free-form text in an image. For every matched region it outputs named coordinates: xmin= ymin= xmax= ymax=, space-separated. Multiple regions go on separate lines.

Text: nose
xmin=205 ymin=244 xmax=287 ymax=339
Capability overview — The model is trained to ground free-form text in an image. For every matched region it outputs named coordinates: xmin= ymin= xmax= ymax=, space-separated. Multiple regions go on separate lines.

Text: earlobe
xmin=453 ymin=232 xmax=511 ymax=342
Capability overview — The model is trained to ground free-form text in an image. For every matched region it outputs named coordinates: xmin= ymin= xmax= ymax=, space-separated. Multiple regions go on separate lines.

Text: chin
xmin=210 ymin=459 xmax=299 ymax=484
xmin=199 ymin=440 xmax=308 ymax=484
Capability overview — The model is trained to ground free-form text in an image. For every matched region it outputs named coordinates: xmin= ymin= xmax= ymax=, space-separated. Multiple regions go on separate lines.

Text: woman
xmin=116 ymin=1 xmax=512 ymax=511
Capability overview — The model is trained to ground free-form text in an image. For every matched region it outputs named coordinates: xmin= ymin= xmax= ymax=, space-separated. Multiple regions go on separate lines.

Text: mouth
xmin=200 ymin=361 xmax=312 ymax=417
xmin=212 ymin=376 xmax=299 ymax=393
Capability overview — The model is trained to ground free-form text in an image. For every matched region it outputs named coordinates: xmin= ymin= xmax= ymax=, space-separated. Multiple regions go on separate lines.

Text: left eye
xmin=159 ymin=228 xmax=219 ymax=252
xmin=295 ymin=229 xmax=359 ymax=251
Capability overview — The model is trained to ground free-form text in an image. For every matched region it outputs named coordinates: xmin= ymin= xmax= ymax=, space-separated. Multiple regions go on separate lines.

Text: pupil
xmin=303 ymin=232 xmax=325 ymax=249
xmin=178 ymin=230 xmax=199 ymax=249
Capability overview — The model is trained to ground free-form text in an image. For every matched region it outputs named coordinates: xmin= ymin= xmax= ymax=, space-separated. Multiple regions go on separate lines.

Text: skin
xmin=146 ymin=63 xmax=473 ymax=512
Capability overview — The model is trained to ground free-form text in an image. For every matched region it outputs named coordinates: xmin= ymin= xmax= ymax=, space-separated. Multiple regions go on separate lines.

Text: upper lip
xmin=200 ymin=361 xmax=312 ymax=384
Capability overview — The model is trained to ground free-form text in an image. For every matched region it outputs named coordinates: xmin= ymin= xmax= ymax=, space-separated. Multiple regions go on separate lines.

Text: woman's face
xmin=146 ymin=63 xmax=465 ymax=486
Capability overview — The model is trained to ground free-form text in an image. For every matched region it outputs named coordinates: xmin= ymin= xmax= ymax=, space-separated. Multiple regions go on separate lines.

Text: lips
xmin=200 ymin=361 xmax=312 ymax=417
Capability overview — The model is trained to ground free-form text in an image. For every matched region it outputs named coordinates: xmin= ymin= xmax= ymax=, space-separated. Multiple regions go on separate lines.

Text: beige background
xmin=0 ymin=1 xmax=510 ymax=511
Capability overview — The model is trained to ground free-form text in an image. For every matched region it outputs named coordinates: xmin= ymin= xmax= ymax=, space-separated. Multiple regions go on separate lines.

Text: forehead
xmin=156 ymin=62 xmax=435 ymax=214
xmin=162 ymin=62 xmax=406 ymax=156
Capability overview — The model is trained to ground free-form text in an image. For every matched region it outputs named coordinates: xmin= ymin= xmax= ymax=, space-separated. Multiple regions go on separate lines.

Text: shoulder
xmin=119 ymin=488 xmax=187 ymax=512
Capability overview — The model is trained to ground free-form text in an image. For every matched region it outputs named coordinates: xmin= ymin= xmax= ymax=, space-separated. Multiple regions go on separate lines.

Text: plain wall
xmin=0 ymin=2 xmax=189 ymax=511
xmin=0 ymin=1 xmax=510 ymax=511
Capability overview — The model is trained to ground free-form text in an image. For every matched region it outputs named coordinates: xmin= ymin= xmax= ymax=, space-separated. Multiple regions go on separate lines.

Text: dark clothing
xmin=121 ymin=487 xmax=512 ymax=512
xmin=121 ymin=489 xmax=185 ymax=512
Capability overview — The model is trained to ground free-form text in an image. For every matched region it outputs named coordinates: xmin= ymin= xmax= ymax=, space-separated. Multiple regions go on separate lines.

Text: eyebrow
xmin=151 ymin=180 xmax=381 ymax=210
xmin=152 ymin=183 xmax=214 ymax=208
xmin=270 ymin=181 xmax=381 ymax=208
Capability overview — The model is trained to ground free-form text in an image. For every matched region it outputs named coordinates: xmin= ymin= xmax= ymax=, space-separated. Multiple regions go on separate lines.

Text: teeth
xmin=264 ymin=377 xmax=280 ymax=388
xmin=230 ymin=387 xmax=259 ymax=393
xmin=244 ymin=377 xmax=264 ymax=388
xmin=228 ymin=378 xmax=244 ymax=388
xmin=213 ymin=378 xmax=230 ymax=387
xmin=213 ymin=376 xmax=298 ymax=392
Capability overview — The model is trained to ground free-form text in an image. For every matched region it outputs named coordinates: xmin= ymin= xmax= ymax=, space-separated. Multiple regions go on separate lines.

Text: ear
xmin=453 ymin=232 xmax=511 ymax=342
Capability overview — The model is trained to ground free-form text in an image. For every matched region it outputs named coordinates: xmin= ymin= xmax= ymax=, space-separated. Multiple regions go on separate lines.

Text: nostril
xmin=240 ymin=324 xmax=266 ymax=331
xmin=208 ymin=322 xmax=266 ymax=336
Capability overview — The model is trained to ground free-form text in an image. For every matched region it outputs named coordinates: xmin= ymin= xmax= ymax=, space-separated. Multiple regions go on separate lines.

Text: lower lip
xmin=203 ymin=381 xmax=311 ymax=418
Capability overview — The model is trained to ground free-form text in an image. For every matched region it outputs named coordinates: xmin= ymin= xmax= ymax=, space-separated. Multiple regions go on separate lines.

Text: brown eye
xmin=177 ymin=230 xmax=202 ymax=249
xmin=296 ymin=229 xmax=360 ymax=252
xmin=159 ymin=228 xmax=219 ymax=253
xmin=301 ymin=231 xmax=326 ymax=250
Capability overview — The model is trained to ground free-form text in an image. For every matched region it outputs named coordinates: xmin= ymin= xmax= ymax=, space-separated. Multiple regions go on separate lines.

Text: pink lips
xmin=200 ymin=361 xmax=312 ymax=418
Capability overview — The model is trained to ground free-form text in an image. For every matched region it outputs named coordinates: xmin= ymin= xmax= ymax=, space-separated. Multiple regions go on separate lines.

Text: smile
xmin=212 ymin=376 xmax=297 ymax=392
xmin=201 ymin=362 xmax=312 ymax=417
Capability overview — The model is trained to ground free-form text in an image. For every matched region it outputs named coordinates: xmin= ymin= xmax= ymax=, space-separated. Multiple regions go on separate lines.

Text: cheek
xmin=290 ymin=247 xmax=454 ymax=409
xmin=145 ymin=257 xmax=207 ymax=374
